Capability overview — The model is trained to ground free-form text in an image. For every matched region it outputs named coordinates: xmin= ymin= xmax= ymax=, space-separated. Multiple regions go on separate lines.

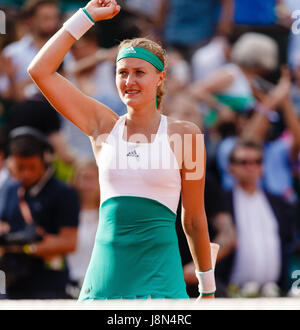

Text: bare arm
xmin=180 ymin=123 xmax=216 ymax=298
xmin=2 ymin=227 xmax=78 ymax=258
xmin=66 ymin=46 xmax=118 ymax=75
xmin=183 ymin=212 xmax=235 ymax=285
xmin=217 ymin=0 xmax=234 ymax=36
xmin=27 ymin=0 xmax=121 ymax=138
xmin=281 ymin=97 xmax=300 ymax=160
xmin=154 ymin=0 xmax=168 ymax=31
xmin=32 ymin=227 xmax=78 ymax=258
xmin=187 ymin=67 xmax=235 ymax=113
xmin=180 ymin=124 xmax=212 ymax=273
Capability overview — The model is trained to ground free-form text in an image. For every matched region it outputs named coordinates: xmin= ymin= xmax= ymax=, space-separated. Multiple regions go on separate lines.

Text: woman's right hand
xmin=85 ymin=0 xmax=121 ymax=22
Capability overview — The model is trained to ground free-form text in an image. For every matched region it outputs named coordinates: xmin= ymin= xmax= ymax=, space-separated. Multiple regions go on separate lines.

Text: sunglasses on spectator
xmin=232 ymin=158 xmax=263 ymax=166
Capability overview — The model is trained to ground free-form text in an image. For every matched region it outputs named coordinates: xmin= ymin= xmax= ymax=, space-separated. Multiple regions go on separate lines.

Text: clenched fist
xmin=85 ymin=0 xmax=121 ymax=22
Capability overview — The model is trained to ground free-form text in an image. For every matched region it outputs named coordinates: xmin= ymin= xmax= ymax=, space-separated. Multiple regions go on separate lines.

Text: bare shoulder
xmin=166 ymin=116 xmax=202 ymax=136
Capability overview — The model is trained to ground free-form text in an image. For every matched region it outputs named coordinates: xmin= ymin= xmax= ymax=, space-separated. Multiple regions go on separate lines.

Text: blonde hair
xmin=118 ymin=38 xmax=167 ymax=110
xmin=231 ymin=33 xmax=278 ymax=71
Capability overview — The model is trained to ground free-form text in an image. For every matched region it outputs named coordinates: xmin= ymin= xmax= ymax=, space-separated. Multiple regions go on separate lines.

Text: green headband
xmin=116 ymin=46 xmax=164 ymax=72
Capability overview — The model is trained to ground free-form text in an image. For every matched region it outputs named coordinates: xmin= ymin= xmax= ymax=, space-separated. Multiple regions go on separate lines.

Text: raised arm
xmin=27 ymin=0 xmax=121 ymax=138
xmin=242 ymin=67 xmax=292 ymax=143
xmin=217 ymin=0 xmax=234 ymax=37
xmin=281 ymin=96 xmax=300 ymax=160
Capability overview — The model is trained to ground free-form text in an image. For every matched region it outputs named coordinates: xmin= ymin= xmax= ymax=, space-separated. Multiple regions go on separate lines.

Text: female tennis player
xmin=27 ymin=0 xmax=217 ymax=300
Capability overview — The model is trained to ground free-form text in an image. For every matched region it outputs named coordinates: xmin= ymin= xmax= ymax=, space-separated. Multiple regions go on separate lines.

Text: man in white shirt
xmin=216 ymin=140 xmax=295 ymax=295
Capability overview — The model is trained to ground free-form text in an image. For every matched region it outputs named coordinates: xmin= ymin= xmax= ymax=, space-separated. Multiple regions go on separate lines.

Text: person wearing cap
xmin=0 ymin=127 xmax=79 ymax=299
xmin=27 ymin=0 xmax=217 ymax=300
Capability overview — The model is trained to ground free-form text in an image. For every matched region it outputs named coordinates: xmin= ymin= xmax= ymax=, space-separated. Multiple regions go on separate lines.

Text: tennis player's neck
xmin=126 ymin=106 xmax=160 ymax=126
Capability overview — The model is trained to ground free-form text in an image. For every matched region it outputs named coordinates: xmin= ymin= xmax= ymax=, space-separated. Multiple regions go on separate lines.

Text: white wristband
xmin=195 ymin=268 xmax=216 ymax=295
xmin=63 ymin=8 xmax=95 ymax=40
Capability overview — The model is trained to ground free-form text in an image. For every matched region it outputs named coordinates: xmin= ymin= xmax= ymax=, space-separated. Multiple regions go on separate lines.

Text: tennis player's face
xmin=116 ymin=58 xmax=163 ymax=109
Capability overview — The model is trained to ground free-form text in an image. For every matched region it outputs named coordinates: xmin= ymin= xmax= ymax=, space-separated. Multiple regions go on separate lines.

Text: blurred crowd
xmin=0 ymin=0 xmax=300 ymax=299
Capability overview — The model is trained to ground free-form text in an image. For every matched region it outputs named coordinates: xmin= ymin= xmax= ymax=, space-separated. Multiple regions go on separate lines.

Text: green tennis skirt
xmin=78 ymin=196 xmax=188 ymax=300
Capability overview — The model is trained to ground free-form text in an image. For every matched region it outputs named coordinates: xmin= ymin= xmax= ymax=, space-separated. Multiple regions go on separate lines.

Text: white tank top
xmin=96 ymin=114 xmax=181 ymax=213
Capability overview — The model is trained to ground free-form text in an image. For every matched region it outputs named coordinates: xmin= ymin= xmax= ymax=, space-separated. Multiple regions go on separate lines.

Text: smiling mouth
xmin=125 ymin=90 xmax=140 ymax=95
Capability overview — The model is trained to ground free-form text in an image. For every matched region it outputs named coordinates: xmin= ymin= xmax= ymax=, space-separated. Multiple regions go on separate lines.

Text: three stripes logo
xmin=125 ymin=47 xmax=136 ymax=53
xmin=126 ymin=149 xmax=140 ymax=160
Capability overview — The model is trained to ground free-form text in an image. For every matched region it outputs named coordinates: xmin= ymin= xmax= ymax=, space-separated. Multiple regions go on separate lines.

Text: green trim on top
xmin=82 ymin=8 xmax=95 ymax=24
xmin=116 ymin=47 xmax=164 ymax=72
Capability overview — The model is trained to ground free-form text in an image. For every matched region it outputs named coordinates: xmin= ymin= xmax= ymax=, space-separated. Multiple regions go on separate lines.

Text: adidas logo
xmin=125 ymin=47 xmax=136 ymax=54
xmin=127 ymin=149 xmax=139 ymax=159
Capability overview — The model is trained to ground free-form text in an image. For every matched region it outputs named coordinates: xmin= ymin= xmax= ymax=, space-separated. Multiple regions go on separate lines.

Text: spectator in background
xmin=188 ymin=33 xmax=300 ymax=202
xmin=191 ymin=36 xmax=231 ymax=82
xmin=67 ymin=27 xmax=120 ymax=104
xmin=188 ymin=33 xmax=278 ymax=128
xmin=233 ymin=0 xmax=290 ymax=68
xmin=290 ymin=53 xmax=300 ymax=201
xmin=241 ymin=68 xmax=300 ymax=203
xmin=66 ymin=160 xmax=100 ymax=298
xmin=217 ymin=140 xmax=295 ymax=296
xmin=166 ymin=93 xmax=202 ymax=126
xmin=0 ymin=0 xmax=71 ymax=101
xmin=93 ymin=1 xmax=156 ymax=49
xmin=0 ymin=8 xmax=20 ymax=132
xmin=234 ymin=0 xmax=278 ymax=26
xmin=0 ymin=7 xmax=18 ymax=98
xmin=162 ymin=50 xmax=191 ymax=115
xmin=0 ymin=127 xmax=79 ymax=299
xmin=282 ymin=0 xmax=300 ymax=68
xmin=215 ymin=69 xmax=300 ymax=202
xmin=290 ymin=51 xmax=300 ymax=119
xmin=0 ymin=136 xmax=14 ymax=213
xmin=8 ymin=94 xmax=77 ymax=183
xmin=157 ymin=0 xmax=234 ymax=61
xmin=124 ymin=0 xmax=160 ymax=18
